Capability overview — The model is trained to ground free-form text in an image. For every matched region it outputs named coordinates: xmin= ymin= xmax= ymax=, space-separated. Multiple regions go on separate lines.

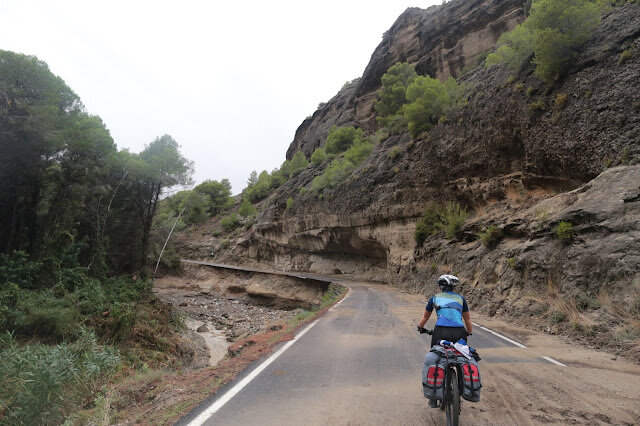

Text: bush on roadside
xmin=0 ymin=329 xmax=120 ymax=425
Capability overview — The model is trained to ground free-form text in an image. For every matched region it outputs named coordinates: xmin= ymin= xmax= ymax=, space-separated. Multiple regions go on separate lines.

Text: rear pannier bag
xmin=458 ymin=355 xmax=482 ymax=402
xmin=422 ymin=347 xmax=446 ymax=401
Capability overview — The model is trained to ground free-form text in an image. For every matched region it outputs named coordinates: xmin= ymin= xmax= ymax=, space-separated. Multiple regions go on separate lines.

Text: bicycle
xmin=419 ymin=327 xmax=463 ymax=426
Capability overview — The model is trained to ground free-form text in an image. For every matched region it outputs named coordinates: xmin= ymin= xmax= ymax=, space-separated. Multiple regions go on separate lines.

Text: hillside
xmin=174 ymin=0 xmax=640 ymax=360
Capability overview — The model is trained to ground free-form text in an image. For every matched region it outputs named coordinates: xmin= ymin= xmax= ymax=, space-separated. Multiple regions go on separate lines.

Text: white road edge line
xmin=472 ymin=322 xmax=527 ymax=348
xmin=330 ymin=287 xmax=350 ymax=311
xmin=187 ymin=319 xmax=320 ymax=426
xmin=541 ymin=356 xmax=567 ymax=367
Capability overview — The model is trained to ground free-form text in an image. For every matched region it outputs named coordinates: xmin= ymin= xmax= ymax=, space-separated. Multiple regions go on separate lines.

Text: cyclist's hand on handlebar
xmin=417 ymin=326 xmax=428 ymax=334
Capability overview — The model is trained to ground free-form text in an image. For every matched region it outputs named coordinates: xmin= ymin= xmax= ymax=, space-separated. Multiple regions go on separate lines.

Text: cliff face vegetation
xmin=176 ymin=0 xmax=640 ymax=359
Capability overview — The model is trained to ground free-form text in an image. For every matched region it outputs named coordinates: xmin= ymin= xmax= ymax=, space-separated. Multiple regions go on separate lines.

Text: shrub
xmin=311 ymin=147 xmax=327 ymax=166
xmin=311 ymin=158 xmax=356 ymax=193
xmin=514 ymin=83 xmax=525 ymax=92
xmin=288 ymin=150 xmax=309 ymax=177
xmin=555 ymin=220 xmax=573 ymax=241
xmin=549 ymin=310 xmax=567 ymax=324
xmin=529 ymin=99 xmax=548 ymax=112
xmin=388 ymin=145 xmax=403 ymax=161
xmin=0 ymin=329 xmax=119 ymax=425
xmin=238 ymin=199 xmax=257 ymax=217
xmin=220 ymin=213 xmax=241 ymax=231
xmin=555 ymin=93 xmax=568 ymax=108
xmin=490 ymin=0 xmax=605 ymax=84
xmin=325 ymin=126 xmax=364 ymax=154
xmin=479 ymin=226 xmax=503 ymax=247
xmin=526 ymin=86 xmax=536 ymax=97
xmin=403 ymin=76 xmax=462 ymax=138
xmin=619 ymin=47 xmax=633 ymax=64
xmin=286 ymin=197 xmax=294 ymax=211
xmin=415 ymin=203 xmax=443 ymax=246
xmin=414 ymin=202 xmax=469 ymax=245
xmin=440 ymin=202 xmax=469 ymax=239
xmin=344 ymin=138 xmax=373 ymax=165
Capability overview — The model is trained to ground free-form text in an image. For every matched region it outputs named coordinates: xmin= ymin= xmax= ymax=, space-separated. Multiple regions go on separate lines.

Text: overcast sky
xmin=1 ymin=0 xmax=441 ymax=194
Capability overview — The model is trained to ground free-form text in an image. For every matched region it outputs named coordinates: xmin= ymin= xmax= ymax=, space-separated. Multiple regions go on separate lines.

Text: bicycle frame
xmin=440 ymin=347 xmax=462 ymax=425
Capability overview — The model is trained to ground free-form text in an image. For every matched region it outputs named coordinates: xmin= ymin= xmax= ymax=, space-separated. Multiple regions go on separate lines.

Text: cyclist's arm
xmin=462 ymin=311 xmax=473 ymax=334
xmin=418 ymin=309 xmax=431 ymax=328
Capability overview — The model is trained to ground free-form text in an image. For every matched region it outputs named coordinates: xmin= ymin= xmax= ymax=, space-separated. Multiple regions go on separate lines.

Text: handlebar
xmin=417 ymin=326 xmax=433 ymax=335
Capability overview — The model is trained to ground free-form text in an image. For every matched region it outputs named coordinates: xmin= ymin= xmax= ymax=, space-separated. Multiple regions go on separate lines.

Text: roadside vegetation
xmin=0 ymin=50 xmax=194 ymax=423
xmin=414 ymin=202 xmax=469 ymax=246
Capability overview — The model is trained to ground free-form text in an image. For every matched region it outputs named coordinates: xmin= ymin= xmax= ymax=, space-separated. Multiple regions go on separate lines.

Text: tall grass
xmin=0 ymin=329 xmax=119 ymax=425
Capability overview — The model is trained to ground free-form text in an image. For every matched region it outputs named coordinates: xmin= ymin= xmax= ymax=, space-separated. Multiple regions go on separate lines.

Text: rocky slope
xmin=178 ymin=1 xmax=640 ymax=359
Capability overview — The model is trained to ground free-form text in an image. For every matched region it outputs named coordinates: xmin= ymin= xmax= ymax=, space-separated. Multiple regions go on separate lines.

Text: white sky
xmin=0 ymin=0 xmax=441 ymax=194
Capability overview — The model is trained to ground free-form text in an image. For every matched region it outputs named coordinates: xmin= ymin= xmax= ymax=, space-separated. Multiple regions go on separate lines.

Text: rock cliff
xmin=180 ymin=1 xmax=640 ymax=359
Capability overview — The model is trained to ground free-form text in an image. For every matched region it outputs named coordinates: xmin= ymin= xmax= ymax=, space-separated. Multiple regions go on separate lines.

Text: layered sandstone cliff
xmin=177 ymin=1 xmax=640 ymax=358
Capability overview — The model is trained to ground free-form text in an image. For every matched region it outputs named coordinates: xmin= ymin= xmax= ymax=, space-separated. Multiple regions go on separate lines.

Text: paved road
xmin=180 ymin=281 xmax=533 ymax=426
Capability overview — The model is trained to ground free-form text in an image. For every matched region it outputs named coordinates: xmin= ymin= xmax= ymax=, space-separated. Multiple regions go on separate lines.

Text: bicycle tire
xmin=445 ymin=368 xmax=460 ymax=426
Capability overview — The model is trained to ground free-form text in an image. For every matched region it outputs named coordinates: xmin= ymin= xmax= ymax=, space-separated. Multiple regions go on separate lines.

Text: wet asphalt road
xmin=179 ymin=281 xmax=530 ymax=426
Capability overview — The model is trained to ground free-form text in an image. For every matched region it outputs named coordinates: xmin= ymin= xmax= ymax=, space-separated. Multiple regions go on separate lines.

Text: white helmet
xmin=437 ymin=274 xmax=459 ymax=288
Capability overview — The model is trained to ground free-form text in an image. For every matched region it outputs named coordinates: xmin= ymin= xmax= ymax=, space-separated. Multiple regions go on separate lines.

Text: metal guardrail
xmin=180 ymin=259 xmax=352 ymax=284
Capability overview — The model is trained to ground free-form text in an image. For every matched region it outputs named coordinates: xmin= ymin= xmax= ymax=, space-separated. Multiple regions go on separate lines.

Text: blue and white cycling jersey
xmin=426 ymin=291 xmax=469 ymax=328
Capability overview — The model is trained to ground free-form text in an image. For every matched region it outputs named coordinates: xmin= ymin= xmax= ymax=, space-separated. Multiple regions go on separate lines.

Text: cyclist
xmin=417 ymin=274 xmax=473 ymax=347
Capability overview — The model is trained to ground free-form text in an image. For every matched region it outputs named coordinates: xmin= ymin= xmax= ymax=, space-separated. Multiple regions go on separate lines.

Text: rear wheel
xmin=445 ymin=368 xmax=460 ymax=426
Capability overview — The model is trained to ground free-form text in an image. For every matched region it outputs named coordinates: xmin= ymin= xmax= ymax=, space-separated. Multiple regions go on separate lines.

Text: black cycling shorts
xmin=431 ymin=326 xmax=468 ymax=347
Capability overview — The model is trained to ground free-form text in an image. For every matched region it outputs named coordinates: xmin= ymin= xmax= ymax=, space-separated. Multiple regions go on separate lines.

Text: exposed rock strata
xmin=286 ymin=0 xmax=525 ymax=159
xmin=178 ymin=2 xmax=640 ymax=358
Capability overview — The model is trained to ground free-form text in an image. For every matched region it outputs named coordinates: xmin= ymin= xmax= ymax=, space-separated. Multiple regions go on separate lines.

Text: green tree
xmin=311 ymin=147 xmax=327 ymax=166
xmin=375 ymin=62 xmax=418 ymax=124
xmin=194 ymin=179 xmax=234 ymax=216
xmin=487 ymin=0 xmax=604 ymax=84
xmin=238 ymin=199 xmax=257 ymax=217
xmin=128 ymin=135 xmax=193 ymax=271
xmin=325 ymin=126 xmax=364 ymax=154
xmin=344 ymin=138 xmax=372 ymax=166
xmin=403 ymin=76 xmax=461 ymax=138
xmin=288 ymin=150 xmax=309 ymax=177
xmin=220 ymin=213 xmax=240 ymax=231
